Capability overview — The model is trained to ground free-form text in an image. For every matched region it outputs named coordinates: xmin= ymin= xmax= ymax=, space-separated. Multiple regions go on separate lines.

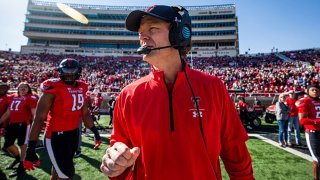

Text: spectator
xmin=253 ymin=97 xmax=262 ymax=106
xmin=286 ymin=90 xmax=302 ymax=147
xmin=237 ymin=96 xmax=249 ymax=121
xmin=276 ymin=93 xmax=291 ymax=147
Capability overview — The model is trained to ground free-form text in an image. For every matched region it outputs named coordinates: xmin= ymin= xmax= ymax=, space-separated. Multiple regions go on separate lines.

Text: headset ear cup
xmin=169 ymin=6 xmax=192 ymax=52
xmin=169 ymin=23 xmax=178 ymax=47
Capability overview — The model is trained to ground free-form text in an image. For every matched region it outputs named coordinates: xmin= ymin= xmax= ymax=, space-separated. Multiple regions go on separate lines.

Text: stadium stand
xmin=22 ymin=0 xmax=239 ymax=57
xmin=1 ymin=50 xmax=320 ymax=97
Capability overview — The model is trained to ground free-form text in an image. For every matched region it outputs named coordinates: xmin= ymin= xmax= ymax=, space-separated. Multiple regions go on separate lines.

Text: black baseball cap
xmin=125 ymin=5 xmax=181 ymax=32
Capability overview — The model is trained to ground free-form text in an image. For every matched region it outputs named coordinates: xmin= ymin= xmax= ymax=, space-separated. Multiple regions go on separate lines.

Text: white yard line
xmin=249 ymin=133 xmax=312 ymax=162
xmin=91 ymin=132 xmax=313 ymax=162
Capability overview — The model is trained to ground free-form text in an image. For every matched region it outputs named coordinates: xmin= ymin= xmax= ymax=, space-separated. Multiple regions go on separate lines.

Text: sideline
xmin=89 ymin=132 xmax=313 ymax=162
xmin=100 ymin=133 xmax=111 ymax=138
xmin=249 ymin=133 xmax=312 ymax=162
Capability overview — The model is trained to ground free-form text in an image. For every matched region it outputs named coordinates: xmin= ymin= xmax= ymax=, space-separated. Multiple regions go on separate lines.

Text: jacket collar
xmin=149 ymin=63 xmax=190 ymax=83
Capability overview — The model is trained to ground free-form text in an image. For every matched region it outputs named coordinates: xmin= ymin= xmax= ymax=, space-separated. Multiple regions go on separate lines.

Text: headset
xmin=137 ymin=6 xmax=217 ymax=179
xmin=169 ymin=5 xmax=192 ymax=54
xmin=137 ymin=5 xmax=192 ymax=55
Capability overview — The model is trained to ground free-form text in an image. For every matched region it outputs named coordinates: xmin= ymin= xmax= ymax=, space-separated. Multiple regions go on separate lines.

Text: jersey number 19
xmin=71 ymin=94 xmax=84 ymax=111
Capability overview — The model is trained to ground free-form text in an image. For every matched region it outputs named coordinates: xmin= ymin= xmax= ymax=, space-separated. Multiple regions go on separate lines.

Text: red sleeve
xmin=295 ymin=98 xmax=308 ymax=114
xmin=85 ymin=94 xmax=90 ymax=105
xmin=217 ymin=79 xmax=253 ymax=179
xmin=109 ymin=93 xmax=134 ymax=179
xmin=81 ymin=83 xmax=89 ymax=105
xmin=40 ymin=79 xmax=57 ymax=95
xmin=220 ymin=142 xmax=254 ymax=180
xmin=110 ymin=93 xmax=131 ymax=147
xmin=300 ymin=118 xmax=320 ymax=125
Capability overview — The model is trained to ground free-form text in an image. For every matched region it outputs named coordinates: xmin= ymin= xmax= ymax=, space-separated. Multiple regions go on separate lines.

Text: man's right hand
xmin=100 ymin=142 xmax=140 ymax=177
xmin=23 ymin=143 xmax=40 ymax=171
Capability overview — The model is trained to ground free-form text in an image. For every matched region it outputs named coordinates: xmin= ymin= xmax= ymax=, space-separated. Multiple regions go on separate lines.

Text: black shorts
xmin=4 ymin=122 xmax=30 ymax=148
xmin=45 ymin=129 xmax=79 ymax=179
xmin=306 ymin=130 xmax=320 ymax=162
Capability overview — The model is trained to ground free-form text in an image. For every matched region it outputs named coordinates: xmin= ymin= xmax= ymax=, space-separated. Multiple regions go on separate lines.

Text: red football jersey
xmin=8 ymin=93 xmax=38 ymax=124
xmin=0 ymin=94 xmax=10 ymax=117
xmin=93 ymin=96 xmax=103 ymax=108
xmin=40 ymin=79 xmax=89 ymax=137
xmin=296 ymin=97 xmax=320 ymax=130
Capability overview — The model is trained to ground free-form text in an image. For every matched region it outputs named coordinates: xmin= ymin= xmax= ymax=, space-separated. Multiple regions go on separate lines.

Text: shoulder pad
xmin=40 ymin=79 xmax=58 ymax=92
xmin=295 ymin=99 xmax=306 ymax=108
xmin=30 ymin=94 xmax=39 ymax=100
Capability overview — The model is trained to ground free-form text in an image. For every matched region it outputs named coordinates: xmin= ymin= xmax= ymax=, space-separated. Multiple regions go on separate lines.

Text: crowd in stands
xmin=282 ymin=49 xmax=320 ymax=64
xmin=1 ymin=48 xmax=320 ymax=96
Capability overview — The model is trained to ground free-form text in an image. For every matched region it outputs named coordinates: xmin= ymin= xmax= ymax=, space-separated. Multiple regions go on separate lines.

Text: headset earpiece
xmin=169 ymin=6 xmax=192 ymax=53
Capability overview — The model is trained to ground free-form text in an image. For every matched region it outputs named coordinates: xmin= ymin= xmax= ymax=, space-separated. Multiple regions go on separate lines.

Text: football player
xmin=23 ymin=58 xmax=102 ymax=179
xmin=0 ymin=82 xmax=38 ymax=177
xmin=296 ymin=84 xmax=320 ymax=180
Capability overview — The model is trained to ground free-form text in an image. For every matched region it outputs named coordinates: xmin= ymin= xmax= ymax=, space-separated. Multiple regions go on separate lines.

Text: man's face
xmin=308 ymin=87 xmax=320 ymax=98
xmin=61 ymin=67 xmax=79 ymax=85
xmin=138 ymin=16 xmax=172 ymax=63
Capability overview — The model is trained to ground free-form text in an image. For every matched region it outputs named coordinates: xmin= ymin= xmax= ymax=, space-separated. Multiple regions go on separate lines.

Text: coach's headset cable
xmin=179 ymin=51 xmax=206 ymax=147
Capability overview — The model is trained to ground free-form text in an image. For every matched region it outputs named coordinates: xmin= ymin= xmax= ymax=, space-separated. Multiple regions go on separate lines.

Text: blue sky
xmin=0 ymin=0 xmax=319 ymax=54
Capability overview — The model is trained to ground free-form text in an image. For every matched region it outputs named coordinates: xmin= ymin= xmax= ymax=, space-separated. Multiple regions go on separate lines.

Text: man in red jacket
xmin=100 ymin=5 xmax=254 ymax=180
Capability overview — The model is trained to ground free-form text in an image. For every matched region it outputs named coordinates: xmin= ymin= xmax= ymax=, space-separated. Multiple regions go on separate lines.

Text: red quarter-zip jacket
xmin=110 ymin=66 xmax=254 ymax=180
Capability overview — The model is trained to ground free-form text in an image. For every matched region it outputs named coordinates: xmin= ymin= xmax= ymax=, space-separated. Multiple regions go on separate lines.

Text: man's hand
xmin=23 ymin=145 xmax=40 ymax=171
xmin=100 ymin=142 xmax=140 ymax=177
xmin=93 ymin=139 xmax=102 ymax=150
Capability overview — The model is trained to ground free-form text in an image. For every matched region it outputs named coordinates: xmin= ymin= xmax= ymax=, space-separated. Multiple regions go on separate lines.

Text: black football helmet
xmin=58 ymin=58 xmax=82 ymax=84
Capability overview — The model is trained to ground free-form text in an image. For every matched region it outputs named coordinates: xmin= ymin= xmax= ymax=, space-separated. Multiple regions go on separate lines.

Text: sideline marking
xmin=249 ymin=133 xmax=312 ymax=162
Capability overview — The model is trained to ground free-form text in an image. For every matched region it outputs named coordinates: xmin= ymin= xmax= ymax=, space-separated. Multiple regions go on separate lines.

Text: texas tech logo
xmin=192 ymin=97 xmax=200 ymax=109
xmin=189 ymin=97 xmax=204 ymax=118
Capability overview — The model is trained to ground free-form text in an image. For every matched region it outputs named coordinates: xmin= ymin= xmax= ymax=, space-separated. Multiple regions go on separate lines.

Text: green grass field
xmin=0 ymin=116 xmax=313 ymax=179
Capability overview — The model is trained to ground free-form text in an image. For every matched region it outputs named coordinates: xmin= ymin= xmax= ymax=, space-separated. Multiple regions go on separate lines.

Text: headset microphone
xmin=137 ymin=45 xmax=172 ymax=55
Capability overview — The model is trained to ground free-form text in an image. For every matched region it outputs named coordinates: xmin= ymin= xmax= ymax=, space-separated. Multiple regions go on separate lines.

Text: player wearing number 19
xmin=23 ymin=58 xmax=102 ymax=180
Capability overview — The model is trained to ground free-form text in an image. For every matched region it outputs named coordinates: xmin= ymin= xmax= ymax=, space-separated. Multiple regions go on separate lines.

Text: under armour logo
xmin=193 ymin=111 xmax=203 ymax=118
xmin=57 ymin=131 xmax=64 ymax=135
